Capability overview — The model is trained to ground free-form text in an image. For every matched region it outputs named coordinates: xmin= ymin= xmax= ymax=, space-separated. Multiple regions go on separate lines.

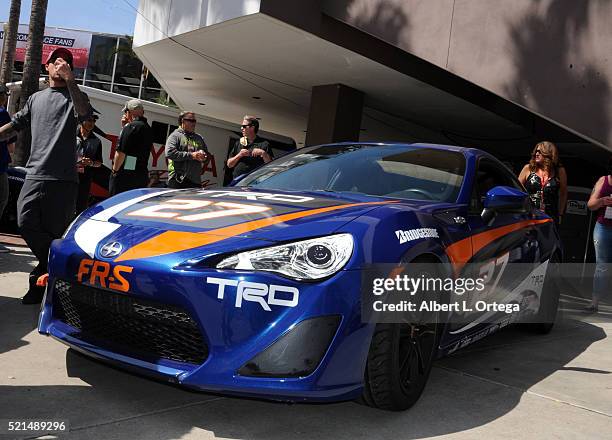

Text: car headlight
xmin=216 ymin=234 xmax=354 ymax=280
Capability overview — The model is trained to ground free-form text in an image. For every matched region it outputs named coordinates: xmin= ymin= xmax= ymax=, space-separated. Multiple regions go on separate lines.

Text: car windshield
xmin=236 ymin=144 xmax=466 ymax=202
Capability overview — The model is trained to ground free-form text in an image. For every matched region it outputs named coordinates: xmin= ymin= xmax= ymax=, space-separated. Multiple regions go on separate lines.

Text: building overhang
xmin=133 ymin=1 xmax=607 ymax=171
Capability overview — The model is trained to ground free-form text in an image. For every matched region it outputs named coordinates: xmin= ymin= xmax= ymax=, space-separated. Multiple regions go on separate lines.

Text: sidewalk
xmin=0 ymin=232 xmax=27 ymax=247
xmin=0 ymin=245 xmax=611 ymax=439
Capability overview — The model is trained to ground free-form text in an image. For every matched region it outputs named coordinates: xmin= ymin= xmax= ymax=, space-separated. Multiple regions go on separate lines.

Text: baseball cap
xmin=125 ymin=99 xmax=144 ymax=111
xmin=45 ymin=47 xmax=74 ymax=69
xmin=0 ymin=84 xmax=10 ymax=95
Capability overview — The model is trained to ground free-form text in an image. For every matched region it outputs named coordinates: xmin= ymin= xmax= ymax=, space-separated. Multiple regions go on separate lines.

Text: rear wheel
xmin=359 ymin=259 xmax=441 ymax=410
xmin=525 ymin=253 xmax=561 ymax=334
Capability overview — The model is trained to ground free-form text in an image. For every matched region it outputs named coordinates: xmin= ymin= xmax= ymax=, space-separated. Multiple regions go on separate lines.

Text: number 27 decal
xmin=126 ymin=199 xmax=270 ymax=222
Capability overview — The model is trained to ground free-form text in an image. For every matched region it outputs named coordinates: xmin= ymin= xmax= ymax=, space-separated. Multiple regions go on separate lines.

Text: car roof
xmin=312 ymin=141 xmax=480 ymax=156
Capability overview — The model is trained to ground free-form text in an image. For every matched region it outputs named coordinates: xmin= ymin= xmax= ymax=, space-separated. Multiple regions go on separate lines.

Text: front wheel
xmin=360 ymin=319 xmax=438 ymax=410
xmin=359 ymin=258 xmax=442 ymax=410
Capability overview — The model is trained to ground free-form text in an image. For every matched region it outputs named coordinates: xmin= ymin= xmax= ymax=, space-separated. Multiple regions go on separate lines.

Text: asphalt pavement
xmin=1 ymin=236 xmax=611 ymax=440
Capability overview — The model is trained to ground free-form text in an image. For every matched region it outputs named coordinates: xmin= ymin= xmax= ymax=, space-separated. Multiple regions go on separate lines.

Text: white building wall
xmin=134 ymin=0 xmax=262 ymax=47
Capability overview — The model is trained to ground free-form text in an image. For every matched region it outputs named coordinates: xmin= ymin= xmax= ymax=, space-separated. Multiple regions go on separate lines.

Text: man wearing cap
xmin=76 ymin=114 xmax=103 ymax=214
xmin=109 ymin=98 xmax=152 ymax=195
xmin=0 ymin=84 xmax=16 ymax=253
xmin=120 ymin=101 xmax=132 ymax=128
xmin=0 ymin=47 xmax=93 ymax=304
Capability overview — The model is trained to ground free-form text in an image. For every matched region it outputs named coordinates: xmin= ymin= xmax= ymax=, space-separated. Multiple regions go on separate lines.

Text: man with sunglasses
xmin=227 ymin=115 xmax=273 ymax=180
xmin=0 ymin=47 xmax=93 ymax=304
xmin=165 ymin=111 xmax=209 ymax=188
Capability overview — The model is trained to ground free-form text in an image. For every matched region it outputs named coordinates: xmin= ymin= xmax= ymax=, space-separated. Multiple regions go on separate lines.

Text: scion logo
xmin=395 ymin=228 xmax=439 ymax=244
xmin=77 ymin=259 xmax=133 ymax=292
xmin=207 ymin=277 xmax=299 ymax=311
xmin=99 ymin=241 xmax=123 ymax=258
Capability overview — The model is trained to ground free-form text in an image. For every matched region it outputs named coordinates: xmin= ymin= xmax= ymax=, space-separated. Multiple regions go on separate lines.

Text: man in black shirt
xmin=76 ymin=115 xmax=103 ymax=213
xmin=109 ymin=99 xmax=152 ymax=195
xmin=227 ymin=115 xmax=273 ymax=179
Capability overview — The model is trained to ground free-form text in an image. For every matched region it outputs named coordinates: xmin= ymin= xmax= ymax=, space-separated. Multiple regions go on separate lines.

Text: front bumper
xmin=38 ymin=248 xmax=372 ymax=402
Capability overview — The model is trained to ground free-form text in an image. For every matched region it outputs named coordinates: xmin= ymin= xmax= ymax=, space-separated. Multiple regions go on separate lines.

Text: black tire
xmin=361 ymin=321 xmax=438 ymax=410
xmin=526 ymin=253 xmax=561 ymax=334
xmin=359 ymin=259 xmax=441 ymax=411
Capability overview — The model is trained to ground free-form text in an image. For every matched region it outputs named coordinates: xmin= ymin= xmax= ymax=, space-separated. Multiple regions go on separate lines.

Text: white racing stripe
xmin=74 ymin=189 xmax=177 ymax=257
xmin=75 ymin=221 xmax=121 ymax=258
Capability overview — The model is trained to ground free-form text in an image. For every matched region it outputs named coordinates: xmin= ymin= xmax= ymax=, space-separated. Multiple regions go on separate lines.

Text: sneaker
xmin=0 ymin=244 xmax=10 ymax=253
xmin=583 ymin=305 xmax=598 ymax=314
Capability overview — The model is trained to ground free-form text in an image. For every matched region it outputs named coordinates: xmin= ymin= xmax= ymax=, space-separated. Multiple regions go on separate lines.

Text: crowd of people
xmin=0 ymin=47 xmax=608 ymax=311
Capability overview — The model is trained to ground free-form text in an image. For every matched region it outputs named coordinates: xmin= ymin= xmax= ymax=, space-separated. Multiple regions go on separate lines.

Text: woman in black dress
xmin=518 ymin=141 xmax=568 ymax=225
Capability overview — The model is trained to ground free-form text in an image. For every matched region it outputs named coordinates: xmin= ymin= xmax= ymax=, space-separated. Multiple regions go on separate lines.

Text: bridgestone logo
xmin=395 ymin=228 xmax=439 ymax=244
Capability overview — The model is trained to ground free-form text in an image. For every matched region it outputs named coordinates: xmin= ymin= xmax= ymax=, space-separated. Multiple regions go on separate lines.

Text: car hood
xmin=70 ymin=188 xmax=409 ymax=262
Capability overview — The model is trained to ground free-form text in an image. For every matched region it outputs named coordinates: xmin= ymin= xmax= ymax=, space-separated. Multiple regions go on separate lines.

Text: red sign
xmin=0 ymin=25 xmax=93 ymax=69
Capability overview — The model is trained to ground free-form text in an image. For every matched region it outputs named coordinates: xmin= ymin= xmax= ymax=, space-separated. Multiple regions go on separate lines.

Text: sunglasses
xmin=240 ymin=124 xmax=253 ymax=129
xmin=533 ymin=149 xmax=550 ymax=157
xmin=183 ymin=118 xmax=197 ymax=123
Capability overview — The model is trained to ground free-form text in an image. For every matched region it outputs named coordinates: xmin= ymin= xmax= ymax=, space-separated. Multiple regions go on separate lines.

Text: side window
xmin=470 ymin=158 xmax=523 ymax=212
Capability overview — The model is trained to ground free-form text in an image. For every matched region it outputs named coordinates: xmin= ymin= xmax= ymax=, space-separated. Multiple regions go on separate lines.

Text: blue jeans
xmin=593 ymin=222 xmax=612 ymax=302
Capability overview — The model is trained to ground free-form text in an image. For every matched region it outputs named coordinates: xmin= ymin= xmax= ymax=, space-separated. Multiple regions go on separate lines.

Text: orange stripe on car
xmin=114 ymin=201 xmax=396 ymax=262
xmin=445 ymin=218 xmax=552 ymax=267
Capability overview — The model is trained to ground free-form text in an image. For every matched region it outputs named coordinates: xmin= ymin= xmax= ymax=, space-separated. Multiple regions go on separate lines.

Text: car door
xmin=454 ymin=156 xmax=538 ymax=327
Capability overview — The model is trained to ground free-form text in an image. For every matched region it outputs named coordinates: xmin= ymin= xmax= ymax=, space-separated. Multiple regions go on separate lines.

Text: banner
xmin=0 ymin=25 xmax=92 ymax=69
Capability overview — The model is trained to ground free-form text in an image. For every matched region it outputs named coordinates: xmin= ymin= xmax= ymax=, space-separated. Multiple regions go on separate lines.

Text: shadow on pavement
xmin=0 ymin=248 xmax=38 ymax=355
xmin=0 ymin=311 xmax=606 ymax=439
xmin=437 ymin=316 xmax=608 ymax=388
xmin=0 ymin=296 xmax=40 ymax=355
xmin=0 ymin=248 xmax=35 ymax=277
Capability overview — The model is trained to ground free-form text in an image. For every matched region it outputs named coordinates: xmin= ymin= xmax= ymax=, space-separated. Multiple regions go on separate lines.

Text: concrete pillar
xmin=305 ymin=84 xmax=364 ymax=146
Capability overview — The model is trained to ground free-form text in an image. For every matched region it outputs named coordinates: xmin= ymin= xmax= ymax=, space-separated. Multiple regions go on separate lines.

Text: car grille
xmin=52 ymin=279 xmax=208 ymax=365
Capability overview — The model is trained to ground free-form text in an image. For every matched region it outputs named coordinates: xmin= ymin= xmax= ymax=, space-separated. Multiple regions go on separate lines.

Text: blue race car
xmin=39 ymin=143 xmax=561 ymax=410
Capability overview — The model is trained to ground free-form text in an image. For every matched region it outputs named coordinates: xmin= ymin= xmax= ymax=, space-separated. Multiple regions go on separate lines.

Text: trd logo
xmin=206 ymin=277 xmax=299 ymax=311
xmin=77 ymin=259 xmax=133 ymax=292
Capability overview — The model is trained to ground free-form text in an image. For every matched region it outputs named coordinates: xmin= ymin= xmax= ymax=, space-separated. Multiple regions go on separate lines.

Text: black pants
xmin=109 ymin=169 xmax=148 ymax=196
xmin=167 ymin=177 xmax=201 ymax=189
xmin=17 ymin=179 xmax=77 ymax=279
xmin=76 ymin=174 xmax=93 ymax=214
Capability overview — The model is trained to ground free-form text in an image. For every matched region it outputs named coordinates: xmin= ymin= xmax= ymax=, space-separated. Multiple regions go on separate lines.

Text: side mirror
xmin=481 ymin=186 xmax=530 ymax=225
xmin=228 ymin=173 xmax=248 ymax=186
